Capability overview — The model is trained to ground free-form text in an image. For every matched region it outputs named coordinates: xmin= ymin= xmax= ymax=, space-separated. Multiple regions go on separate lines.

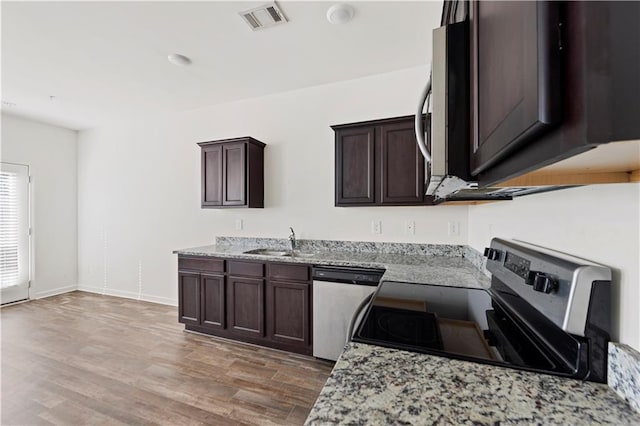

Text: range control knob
xmin=525 ymin=271 xmax=539 ymax=286
xmin=532 ymin=273 xmax=557 ymax=294
xmin=483 ymin=248 xmax=503 ymax=261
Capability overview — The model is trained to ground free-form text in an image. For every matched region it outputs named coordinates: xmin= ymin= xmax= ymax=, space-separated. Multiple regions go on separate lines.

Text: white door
xmin=1 ymin=163 xmax=30 ymax=305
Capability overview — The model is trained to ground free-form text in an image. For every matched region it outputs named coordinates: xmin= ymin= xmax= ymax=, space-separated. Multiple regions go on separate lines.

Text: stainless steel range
xmin=352 ymin=238 xmax=612 ymax=383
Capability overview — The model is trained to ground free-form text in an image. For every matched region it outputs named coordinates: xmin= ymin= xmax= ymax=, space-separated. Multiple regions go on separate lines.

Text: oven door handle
xmin=346 ymin=292 xmax=374 ymax=344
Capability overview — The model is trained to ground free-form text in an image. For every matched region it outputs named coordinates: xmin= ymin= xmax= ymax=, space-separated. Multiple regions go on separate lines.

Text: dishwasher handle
xmin=312 ymin=266 xmax=384 ymax=286
xmin=346 ymin=292 xmax=374 ymax=344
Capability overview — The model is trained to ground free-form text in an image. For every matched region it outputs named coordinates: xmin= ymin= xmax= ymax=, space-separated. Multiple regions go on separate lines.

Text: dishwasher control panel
xmin=312 ymin=266 xmax=385 ymax=286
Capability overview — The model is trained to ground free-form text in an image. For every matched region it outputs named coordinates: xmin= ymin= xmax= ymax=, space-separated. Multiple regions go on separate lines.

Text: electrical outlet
xmin=405 ymin=221 xmax=415 ymax=235
xmin=235 ymin=219 xmax=243 ymax=230
xmin=371 ymin=220 xmax=382 ymax=234
xmin=448 ymin=221 xmax=460 ymax=236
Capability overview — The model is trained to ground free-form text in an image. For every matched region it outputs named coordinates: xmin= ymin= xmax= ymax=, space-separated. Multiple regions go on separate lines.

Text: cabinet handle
xmin=415 ymin=73 xmax=432 ymax=163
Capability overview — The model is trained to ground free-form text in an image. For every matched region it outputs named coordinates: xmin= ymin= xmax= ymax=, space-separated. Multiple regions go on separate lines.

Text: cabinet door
xmin=380 ymin=120 xmax=424 ymax=204
xmin=201 ymin=274 xmax=225 ymax=330
xmin=335 ymin=127 xmax=376 ymax=205
xmin=202 ymin=145 xmax=223 ymax=207
xmin=178 ymin=272 xmax=200 ymax=325
xmin=471 ymin=1 xmax=561 ymax=175
xmin=223 ymin=142 xmax=246 ymax=206
xmin=227 ymin=276 xmax=265 ymax=337
xmin=266 ymin=280 xmax=310 ymax=347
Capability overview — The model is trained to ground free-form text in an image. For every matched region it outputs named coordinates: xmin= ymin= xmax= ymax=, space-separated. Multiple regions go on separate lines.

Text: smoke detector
xmin=327 ymin=4 xmax=355 ymax=24
xmin=239 ymin=2 xmax=288 ymax=31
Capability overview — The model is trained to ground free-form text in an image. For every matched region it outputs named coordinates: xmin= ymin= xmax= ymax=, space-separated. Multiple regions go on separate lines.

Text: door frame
xmin=0 ymin=162 xmax=32 ymax=305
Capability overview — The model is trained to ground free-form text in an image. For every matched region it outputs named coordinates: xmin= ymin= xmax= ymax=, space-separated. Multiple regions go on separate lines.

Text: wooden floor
xmin=1 ymin=291 xmax=334 ymax=425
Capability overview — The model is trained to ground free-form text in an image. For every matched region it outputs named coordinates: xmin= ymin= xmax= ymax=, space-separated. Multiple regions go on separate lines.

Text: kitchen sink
xmin=243 ymin=249 xmax=290 ymax=256
xmin=243 ymin=248 xmax=315 ymax=258
xmin=288 ymin=252 xmax=316 ymax=258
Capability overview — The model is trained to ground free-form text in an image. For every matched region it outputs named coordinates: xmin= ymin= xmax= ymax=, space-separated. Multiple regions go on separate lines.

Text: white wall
xmin=77 ymin=63 xmax=640 ymax=351
xmin=469 ymin=183 xmax=640 ymax=351
xmin=1 ymin=113 xmax=78 ymax=298
xmin=77 ymin=66 xmax=468 ymax=305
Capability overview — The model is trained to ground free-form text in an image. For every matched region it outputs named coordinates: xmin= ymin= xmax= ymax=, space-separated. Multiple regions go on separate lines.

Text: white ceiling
xmin=1 ymin=1 xmax=441 ymax=130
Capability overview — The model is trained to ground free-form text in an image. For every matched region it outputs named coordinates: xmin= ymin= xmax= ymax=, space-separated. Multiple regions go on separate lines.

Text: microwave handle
xmin=415 ymin=73 xmax=432 ymax=163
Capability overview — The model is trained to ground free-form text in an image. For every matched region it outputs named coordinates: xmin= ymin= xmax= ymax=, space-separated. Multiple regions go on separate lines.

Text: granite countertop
xmin=173 ymin=244 xmax=490 ymax=289
xmin=305 ymin=342 xmax=640 ymax=425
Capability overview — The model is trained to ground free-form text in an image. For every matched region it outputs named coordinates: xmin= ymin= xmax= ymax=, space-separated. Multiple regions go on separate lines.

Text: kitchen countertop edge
xmin=174 ymin=244 xmax=491 ymax=289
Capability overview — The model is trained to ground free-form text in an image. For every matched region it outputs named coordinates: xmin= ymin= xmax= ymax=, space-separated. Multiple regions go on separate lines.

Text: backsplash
xmin=463 ymin=246 xmax=491 ymax=278
xmin=608 ymin=343 xmax=640 ymax=413
xmin=215 ymin=236 xmax=464 ymax=257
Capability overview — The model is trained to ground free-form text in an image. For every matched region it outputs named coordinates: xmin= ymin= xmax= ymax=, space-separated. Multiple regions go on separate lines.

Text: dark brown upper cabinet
xmin=380 ymin=120 xmax=425 ymax=204
xmin=470 ymin=1 xmax=562 ymax=176
xmin=334 ymin=126 xmax=376 ymax=205
xmin=462 ymin=1 xmax=640 ymax=186
xmin=198 ymin=137 xmax=265 ymax=208
xmin=333 ymin=115 xmax=427 ymax=207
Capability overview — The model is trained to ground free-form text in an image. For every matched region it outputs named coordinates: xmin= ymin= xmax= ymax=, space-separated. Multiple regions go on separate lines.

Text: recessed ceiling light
xmin=167 ymin=53 xmax=192 ymax=66
xmin=327 ymin=4 xmax=355 ymax=25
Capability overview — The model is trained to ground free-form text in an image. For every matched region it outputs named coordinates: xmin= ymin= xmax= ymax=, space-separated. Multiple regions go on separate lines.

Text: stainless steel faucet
xmin=289 ymin=227 xmax=296 ymax=252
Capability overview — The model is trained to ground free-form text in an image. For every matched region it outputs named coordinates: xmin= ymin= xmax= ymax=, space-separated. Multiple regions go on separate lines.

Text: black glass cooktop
xmin=352 ymin=281 xmax=575 ymax=375
xmin=363 ymin=305 xmax=443 ymax=350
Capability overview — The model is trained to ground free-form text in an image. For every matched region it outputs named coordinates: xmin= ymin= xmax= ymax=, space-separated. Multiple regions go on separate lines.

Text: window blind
xmin=0 ymin=171 xmax=19 ymax=288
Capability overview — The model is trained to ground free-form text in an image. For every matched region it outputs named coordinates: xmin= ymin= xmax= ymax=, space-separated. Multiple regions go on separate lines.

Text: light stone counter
xmin=173 ymin=243 xmax=490 ymax=290
xmin=305 ymin=343 xmax=640 ymax=425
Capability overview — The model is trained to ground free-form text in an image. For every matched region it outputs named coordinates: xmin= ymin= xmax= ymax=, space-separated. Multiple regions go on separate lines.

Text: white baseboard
xmin=77 ymin=285 xmax=177 ymax=306
xmin=33 ymin=285 xmax=78 ymax=299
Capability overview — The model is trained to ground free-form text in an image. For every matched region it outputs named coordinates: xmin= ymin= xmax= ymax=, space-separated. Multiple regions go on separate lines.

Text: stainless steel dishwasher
xmin=312 ymin=266 xmax=384 ymax=361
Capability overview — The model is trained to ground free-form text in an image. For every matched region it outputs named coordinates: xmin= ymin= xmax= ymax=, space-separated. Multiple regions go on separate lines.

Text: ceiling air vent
xmin=240 ymin=2 xmax=288 ymax=31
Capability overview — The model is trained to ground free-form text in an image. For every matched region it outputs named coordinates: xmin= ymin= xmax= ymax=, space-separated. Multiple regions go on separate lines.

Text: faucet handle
xmin=289 ymin=227 xmax=295 ymax=237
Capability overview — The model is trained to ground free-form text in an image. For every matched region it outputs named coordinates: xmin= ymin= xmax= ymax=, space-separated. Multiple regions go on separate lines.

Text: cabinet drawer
xmin=179 ymin=257 xmax=224 ymax=273
xmin=268 ymin=263 xmax=310 ymax=282
xmin=228 ymin=260 xmax=265 ymax=278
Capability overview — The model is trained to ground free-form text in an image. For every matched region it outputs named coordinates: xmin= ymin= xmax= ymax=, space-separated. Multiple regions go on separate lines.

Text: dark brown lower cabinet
xmin=178 ymin=271 xmax=225 ymax=329
xmin=266 ymin=280 xmax=310 ymax=349
xmin=179 ymin=256 xmax=312 ymax=355
xmin=178 ymin=272 xmax=200 ymax=326
xmin=200 ymin=273 xmax=225 ymax=330
xmin=227 ymin=276 xmax=265 ymax=337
